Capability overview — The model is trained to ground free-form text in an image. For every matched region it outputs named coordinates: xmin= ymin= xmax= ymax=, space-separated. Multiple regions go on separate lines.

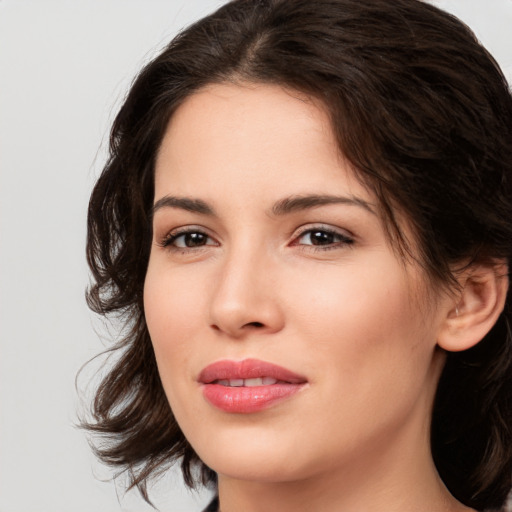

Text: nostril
xmin=245 ymin=322 xmax=264 ymax=328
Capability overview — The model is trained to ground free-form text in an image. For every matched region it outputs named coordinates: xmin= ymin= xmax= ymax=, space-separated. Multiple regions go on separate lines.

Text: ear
xmin=437 ymin=261 xmax=509 ymax=352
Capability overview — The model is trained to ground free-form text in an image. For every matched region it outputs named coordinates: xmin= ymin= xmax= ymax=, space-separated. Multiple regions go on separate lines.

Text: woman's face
xmin=144 ymin=83 xmax=448 ymax=485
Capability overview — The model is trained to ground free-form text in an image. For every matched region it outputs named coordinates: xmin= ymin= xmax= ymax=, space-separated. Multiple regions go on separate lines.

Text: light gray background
xmin=1 ymin=1 xmax=511 ymax=511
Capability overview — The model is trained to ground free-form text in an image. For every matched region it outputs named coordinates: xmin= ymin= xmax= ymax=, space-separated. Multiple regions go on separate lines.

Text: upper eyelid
xmin=157 ymin=225 xmax=218 ymax=246
xmin=159 ymin=223 xmax=351 ymax=235
xmin=291 ymin=223 xmax=354 ymax=239
xmin=160 ymin=225 xmax=214 ymax=238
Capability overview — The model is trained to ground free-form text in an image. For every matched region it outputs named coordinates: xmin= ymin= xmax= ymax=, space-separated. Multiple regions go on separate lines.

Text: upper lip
xmin=198 ymin=358 xmax=307 ymax=384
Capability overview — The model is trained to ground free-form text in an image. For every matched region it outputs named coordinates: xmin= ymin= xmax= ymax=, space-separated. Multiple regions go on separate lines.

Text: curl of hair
xmin=84 ymin=0 xmax=512 ymax=508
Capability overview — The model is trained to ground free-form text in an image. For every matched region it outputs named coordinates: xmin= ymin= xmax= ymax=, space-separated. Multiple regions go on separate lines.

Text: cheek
xmin=287 ymin=257 xmax=431 ymax=388
xmin=289 ymin=257 xmax=416 ymax=339
xmin=143 ymin=262 xmax=207 ymax=376
xmin=143 ymin=264 xmax=209 ymax=431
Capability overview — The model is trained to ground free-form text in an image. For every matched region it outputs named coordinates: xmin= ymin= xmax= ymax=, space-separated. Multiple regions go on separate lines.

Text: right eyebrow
xmin=270 ymin=194 xmax=376 ymax=216
xmin=152 ymin=195 xmax=216 ymax=216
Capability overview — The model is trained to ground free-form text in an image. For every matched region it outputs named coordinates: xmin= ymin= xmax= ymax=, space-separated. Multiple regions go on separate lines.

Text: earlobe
xmin=437 ymin=262 xmax=509 ymax=352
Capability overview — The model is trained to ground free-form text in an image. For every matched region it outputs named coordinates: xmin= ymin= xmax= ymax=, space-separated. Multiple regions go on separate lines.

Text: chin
xmin=205 ymin=454 xmax=308 ymax=484
xmin=195 ymin=429 xmax=344 ymax=488
xmin=189 ymin=426 xmax=310 ymax=483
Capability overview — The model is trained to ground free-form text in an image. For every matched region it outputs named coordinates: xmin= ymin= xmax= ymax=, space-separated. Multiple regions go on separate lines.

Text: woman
xmin=85 ymin=0 xmax=512 ymax=510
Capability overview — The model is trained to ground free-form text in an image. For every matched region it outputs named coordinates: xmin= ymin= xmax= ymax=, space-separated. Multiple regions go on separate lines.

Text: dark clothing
xmin=203 ymin=496 xmax=219 ymax=512
xmin=201 ymin=495 xmax=496 ymax=511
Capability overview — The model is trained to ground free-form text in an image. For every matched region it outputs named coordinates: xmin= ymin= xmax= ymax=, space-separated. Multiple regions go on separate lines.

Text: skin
xmin=144 ymin=83 xmax=477 ymax=512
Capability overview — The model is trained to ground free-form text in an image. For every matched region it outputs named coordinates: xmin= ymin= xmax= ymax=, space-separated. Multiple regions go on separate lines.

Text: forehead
xmin=154 ymin=82 xmax=370 ymax=203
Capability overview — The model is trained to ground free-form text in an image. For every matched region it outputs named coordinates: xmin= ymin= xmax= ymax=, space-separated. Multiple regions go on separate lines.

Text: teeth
xmin=216 ymin=377 xmax=278 ymax=387
xmin=245 ymin=378 xmax=263 ymax=387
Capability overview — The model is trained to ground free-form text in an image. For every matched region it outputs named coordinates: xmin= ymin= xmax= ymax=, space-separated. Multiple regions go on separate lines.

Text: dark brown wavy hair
xmin=84 ymin=0 xmax=512 ymax=508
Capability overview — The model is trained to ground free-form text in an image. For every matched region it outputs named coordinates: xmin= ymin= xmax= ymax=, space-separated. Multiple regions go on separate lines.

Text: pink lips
xmin=198 ymin=359 xmax=307 ymax=413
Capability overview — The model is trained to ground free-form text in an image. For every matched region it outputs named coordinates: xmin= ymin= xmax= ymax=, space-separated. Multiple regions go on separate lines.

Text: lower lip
xmin=202 ymin=383 xmax=304 ymax=413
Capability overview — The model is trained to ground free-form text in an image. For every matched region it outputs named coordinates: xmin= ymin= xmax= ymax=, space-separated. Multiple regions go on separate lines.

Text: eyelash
xmin=158 ymin=227 xmax=218 ymax=251
xmin=292 ymin=226 xmax=354 ymax=251
xmin=158 ymin=225 xmax=354 ymax=253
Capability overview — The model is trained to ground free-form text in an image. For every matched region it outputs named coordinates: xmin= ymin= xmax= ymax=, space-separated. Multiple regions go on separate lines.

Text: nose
xmin=209 ymin=246 xmax=285 ymax=339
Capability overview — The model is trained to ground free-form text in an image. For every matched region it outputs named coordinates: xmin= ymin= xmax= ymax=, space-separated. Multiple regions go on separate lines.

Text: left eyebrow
xmin=269 ymin=194 xmax=376 ymax=216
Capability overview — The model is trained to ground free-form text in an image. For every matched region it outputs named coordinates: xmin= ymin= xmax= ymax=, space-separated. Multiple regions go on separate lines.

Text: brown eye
xmin=307 ymin=230 xmax=336 ymax=245
xmin=163 ymin=230 xmax=217 ymax=249
xmin=180 ymin=232 xmax=208 ymax=247
xmin=296 ymin=228 xmax=353 ymax=248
